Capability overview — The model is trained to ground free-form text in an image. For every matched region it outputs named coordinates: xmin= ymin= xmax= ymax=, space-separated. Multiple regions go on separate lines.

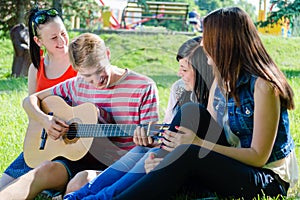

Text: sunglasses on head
xmin=31 ymin=8 xmax=59 ymax=36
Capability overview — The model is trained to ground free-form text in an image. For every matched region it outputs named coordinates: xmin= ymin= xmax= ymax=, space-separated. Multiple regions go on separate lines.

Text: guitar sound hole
xmin=65 ymin=123 xmax=78 ymax=140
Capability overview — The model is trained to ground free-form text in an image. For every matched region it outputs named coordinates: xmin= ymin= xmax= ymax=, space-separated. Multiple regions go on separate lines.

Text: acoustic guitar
xmin=23 ymin=96 xmax=168 ymax=168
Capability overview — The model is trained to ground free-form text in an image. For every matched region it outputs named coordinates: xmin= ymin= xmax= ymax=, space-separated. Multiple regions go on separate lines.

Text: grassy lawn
xmin=0 ymin=33 xmax=299 ymax=199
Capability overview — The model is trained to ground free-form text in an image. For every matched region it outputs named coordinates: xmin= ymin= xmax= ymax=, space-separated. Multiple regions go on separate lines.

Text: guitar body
xmin=23 ymin=96 xmax=98 ymax=168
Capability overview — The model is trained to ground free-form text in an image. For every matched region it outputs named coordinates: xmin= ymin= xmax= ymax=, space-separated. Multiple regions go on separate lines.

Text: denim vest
xmin=213 ymin=72 xmax=294 ymax=163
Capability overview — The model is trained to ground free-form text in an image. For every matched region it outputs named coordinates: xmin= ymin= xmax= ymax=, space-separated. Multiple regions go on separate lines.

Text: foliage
xmin=0 ymin=0 xmax=51 ymax=38
xmin=197 ymin=0 xmax=232 ymax=13
xmin=257 ymin=0 xmax=300 ymax=30
xmin=195 ymin=0 xmax=256 ymax=21
xmin=235 ymin=0 xmax=257 ymax=21
xmin=271 ymin=0 xmax=300 ymax=23
xmin=0 ymin=0 xmax=28 ymax=38
xmin=0 ymin=0 xmax=103 ymax=37
xmin=0 ymin=0 xmax=152 ymax=37
xmin=63 ymin=0 xmax=100 ymax=30
xmin=0 ymin=0 xmax=260 ymax=37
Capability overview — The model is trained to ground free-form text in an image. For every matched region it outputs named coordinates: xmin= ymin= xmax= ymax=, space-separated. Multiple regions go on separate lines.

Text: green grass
xmin=0 ymin=33 xmax=299 ymax=199
xmin=0 ymin=38 xmax=14 ymax=79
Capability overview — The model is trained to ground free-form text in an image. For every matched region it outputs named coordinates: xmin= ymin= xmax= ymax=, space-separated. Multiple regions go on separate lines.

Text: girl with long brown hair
xmin=112 ymin=7 xmax=298 ymax=199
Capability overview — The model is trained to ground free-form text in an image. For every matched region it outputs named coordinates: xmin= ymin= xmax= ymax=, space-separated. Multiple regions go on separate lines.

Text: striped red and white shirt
xmin=51 ymin=68 xmax=159 ymax=151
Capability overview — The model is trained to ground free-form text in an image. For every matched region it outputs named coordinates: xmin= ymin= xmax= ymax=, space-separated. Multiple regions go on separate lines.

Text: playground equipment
xmin=121 ymin=1 xmax=189 ymax=30
xmin=96 ymin=0 xmax=126 ymax=29
xmin=257 ymin=0 xmax=290 ymax=37
xmin=96 ymin=0 xmax=189 ymax=31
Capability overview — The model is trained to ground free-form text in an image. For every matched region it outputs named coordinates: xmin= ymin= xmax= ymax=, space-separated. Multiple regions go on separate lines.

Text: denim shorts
xmin=4 ymin=152 xmax=32 ymax=178
xmin=53 ymin=152 xmax=109 ymax=179
xmin=4 ymin=152 xmax=109 ymax=197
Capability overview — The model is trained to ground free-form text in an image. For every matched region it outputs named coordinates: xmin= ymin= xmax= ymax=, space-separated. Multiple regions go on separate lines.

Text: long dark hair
xmin=27 ymin=7 xmax=62 ymax=70
xmin=202 ymin=7 xmax=294 ymax=109
xmin=175 ymin=36 xmax=214 ymax=109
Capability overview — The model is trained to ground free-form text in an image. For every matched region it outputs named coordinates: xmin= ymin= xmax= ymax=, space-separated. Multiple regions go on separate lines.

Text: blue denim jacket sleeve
xmin=213 ymin=72 xmax=295 ymax=163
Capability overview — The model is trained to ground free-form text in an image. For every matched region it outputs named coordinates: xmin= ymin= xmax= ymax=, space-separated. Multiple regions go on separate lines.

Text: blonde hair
xmin=68 ymin=33 xmax=110 ymax=71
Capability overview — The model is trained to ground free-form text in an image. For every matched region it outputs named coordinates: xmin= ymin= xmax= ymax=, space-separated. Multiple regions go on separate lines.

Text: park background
xmin=1 ymin=0 xmax=300 ymax=199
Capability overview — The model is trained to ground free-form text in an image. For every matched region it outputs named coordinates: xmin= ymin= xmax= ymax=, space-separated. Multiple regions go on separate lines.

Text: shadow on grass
xmin=0 ymin=77 xmax=27 ymax=92
xmin=0 ymin=75 xmax=178 ymax=93
xmin=151 ymin=69 xmax=300 ymax=88
xmin=282 ymin=69 xmax=300 ymax=79
xmin=149 ymin=74 xmax=179 ymax=88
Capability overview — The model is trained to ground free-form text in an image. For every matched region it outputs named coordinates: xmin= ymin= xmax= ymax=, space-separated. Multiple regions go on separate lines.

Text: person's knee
xmin=34 ymin=161 xmax=68 ymax=186
xmin=32 ymin=160 xmax=51 ymax=177
xmin=35 ymin=160 xmax=59 ymax=176
xmin=66 ymin=170 xmax=98 ymax=194
xmin=66 ymin=171 xmax=88 ymax=193
xmin=171 ymin=144 xmax=199 ymax=161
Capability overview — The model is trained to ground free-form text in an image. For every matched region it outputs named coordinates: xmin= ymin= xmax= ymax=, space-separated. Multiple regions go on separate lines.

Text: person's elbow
xmin=253 ymin=160 xmax=268 ymax=168
xmin=250 ymin=151 xmax=270 ymax=168
xmin=22 ymin=94 xmax=39 ymax=112
xmin=22 ymin=95 xmax=30 ymax=110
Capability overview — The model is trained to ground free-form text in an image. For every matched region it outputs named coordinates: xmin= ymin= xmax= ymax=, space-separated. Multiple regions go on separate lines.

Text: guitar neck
xmin=68 ymin=124 xmax=169 ymax=138
xmin=75 ymin=124 xmax=138 ymax=137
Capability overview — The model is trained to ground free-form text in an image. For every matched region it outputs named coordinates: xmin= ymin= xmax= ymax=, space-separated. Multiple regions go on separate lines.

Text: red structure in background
xmin=98 ymin=0 xmax=122 ymax=29
xmin=97 ymin=0 xmax=166 ymax=30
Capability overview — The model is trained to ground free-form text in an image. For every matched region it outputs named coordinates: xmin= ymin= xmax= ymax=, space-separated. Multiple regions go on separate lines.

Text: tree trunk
xmin=16 ymin=0 xmax=26 ymax=24
xmin=53 ymin=0 xmax=63 ymax=18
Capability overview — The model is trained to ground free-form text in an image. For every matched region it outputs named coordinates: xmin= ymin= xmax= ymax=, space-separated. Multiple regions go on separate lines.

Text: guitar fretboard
xmin=74 ymin=124 xmax=139 ymax=137
xmin=66 ymin=124 xmax=169 ymax=138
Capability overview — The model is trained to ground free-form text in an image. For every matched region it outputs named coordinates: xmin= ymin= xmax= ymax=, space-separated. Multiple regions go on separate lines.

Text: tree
xmin=63 ymin=0 xmax=100 ymax=29
xmin=235 ymin=0 xmax=257 ymax=21
xmin=53 ymin=0 xmax=63 ymax=16
xmin=195 ymin=0 xmax=256 ymax=21
xmin=0 ymin=0 xmax=50 ymax=38
xmin=0 ymin=0 xmax=28 ymax=38
xmin=257 ymin=0 xmax=300 ymax=35
xmin=197 ymin=0 xmax=234 ymax=13
xmin=0 ymin=0 xmax=102 ymax=37
xmin=266 ymin=0 xmax=300 ymax=23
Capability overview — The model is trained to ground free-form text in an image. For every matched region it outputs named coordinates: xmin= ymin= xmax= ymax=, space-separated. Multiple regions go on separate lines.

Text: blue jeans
xmin=65 ymin=102 xmax=230 ymax=200
xmin=114 ymin=144 xmax=289 ymax=200
xmin=113 ymin=103 xmax=289 ymax=200
xmin=64 ymin=146 xmax=167 ymax=200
